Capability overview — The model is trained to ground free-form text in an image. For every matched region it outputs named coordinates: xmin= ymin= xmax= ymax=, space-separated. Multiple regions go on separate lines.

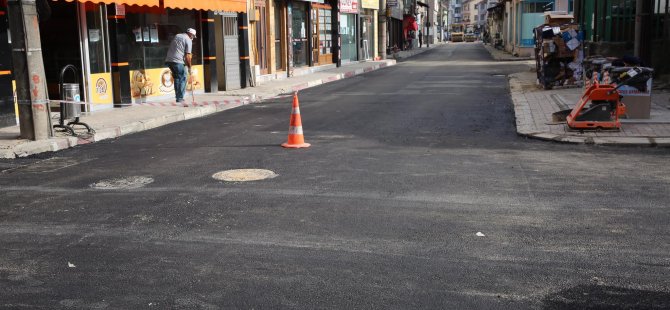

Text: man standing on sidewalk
xmin=165 ymin=28 xmax=196 ymax=103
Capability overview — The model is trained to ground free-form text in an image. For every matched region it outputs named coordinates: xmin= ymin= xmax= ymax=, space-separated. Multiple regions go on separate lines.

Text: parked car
xmin=464 ymin=33 xmax=476 ymax=42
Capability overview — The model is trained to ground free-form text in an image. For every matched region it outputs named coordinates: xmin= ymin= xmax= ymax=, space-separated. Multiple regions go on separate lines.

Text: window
xmin=125 ymin=9 xmax=202 ymax=70
xmin=84 ymin=3 xmax=110 ymax=74
xmin=521 ymin=1 xmax=553 ymax=13
xmin=319 ymin=8 xmax=332 ymax=56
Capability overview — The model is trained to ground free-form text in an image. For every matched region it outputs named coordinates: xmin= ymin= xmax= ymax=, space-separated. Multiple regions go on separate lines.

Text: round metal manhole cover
xmin=90 ymin=176 xmax=154 ymax=190
xmin=212 ymin=169 xmax=278 ymax=182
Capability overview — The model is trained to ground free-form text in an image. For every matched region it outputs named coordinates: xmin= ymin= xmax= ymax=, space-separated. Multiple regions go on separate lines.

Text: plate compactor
xmin=552 ymin=67 xmax=653 ymax=131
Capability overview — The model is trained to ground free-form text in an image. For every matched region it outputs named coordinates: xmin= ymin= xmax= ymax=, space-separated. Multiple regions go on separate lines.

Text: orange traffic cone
xmin=282 ymin=93 xmax=310 ymax=148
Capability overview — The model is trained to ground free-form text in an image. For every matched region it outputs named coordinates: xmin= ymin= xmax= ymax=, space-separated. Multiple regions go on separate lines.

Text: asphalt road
xmin=1 ymin=43 xmax=669 ymax=309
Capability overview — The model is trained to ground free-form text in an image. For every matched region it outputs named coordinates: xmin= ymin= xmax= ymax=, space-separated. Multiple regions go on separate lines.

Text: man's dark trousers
xmin=166 ymin=62 xmax=186 ymax=102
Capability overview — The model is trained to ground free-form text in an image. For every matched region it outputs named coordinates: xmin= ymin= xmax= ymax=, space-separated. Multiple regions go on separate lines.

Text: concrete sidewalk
xmin=0 ymin=59 xmax=395 ymax=159
xmin=509 ymin=70 xmax=670 ymax=146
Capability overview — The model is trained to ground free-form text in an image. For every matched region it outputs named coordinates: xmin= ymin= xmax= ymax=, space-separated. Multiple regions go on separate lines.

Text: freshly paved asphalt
xmin=1 ymin=43 xmax=669 ymax=309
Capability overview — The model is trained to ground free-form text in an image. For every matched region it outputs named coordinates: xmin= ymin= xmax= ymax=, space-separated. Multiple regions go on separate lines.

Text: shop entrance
xmin=310 ymin=4 xmax=333 ymax=66
xmin=39 ymin=1 xmax=82 ymax=105
xmin=273 ymin=0 xmax=286 ymax=71
xmin=291 ymin=1 xmax=309 ymax=68
xmin=340 ymin=13 xmax=357 ymax=63
xmin=254 ymin=0 xmax=269 ymax=75
xmin=360 ymin=15 xmax=374 ymax=60
xmin=79 ymin=3 xmax=112 ymax=111
xmin=217 ymin=13 xmax=241 ymax=91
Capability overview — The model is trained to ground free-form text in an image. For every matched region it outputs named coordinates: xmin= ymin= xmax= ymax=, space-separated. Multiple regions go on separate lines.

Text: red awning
xmin=57 ymin=0 xmax=246 ymax=12
xmin=59 ymin=0 xmax=159 ymax=7
xmin=164 ymin=0 xmax=246 ymax=12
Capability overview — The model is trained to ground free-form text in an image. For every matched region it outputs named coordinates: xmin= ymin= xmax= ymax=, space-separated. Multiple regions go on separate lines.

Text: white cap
xmin=187 ymin=28 xmax=197 ymax=38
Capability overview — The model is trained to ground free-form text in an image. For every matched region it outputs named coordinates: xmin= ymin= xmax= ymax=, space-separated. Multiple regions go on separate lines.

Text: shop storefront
xmin=40 ymin=0 xmax=244 ymax=110
xmin=253 ymin=0 xmax=270 ymax=75
xmin=289 ymin=0 xmax=336 ymax=69
xmin=1 ymin=0 xmax=247 ymax=129
xmin=359 ymin=0 xmax=377 ymax=60
xmin=123 ymin=6 xmax=206 ymax=102
xmin=359 ymin=13 xmax=374 ymax=60
xmin=273 ymin=0 xmax=287 ymax=72
xmin=290 ymin=1 xmax=310 ymax=68
xmin=387 ymin=0 xmax=404 ymax=53
xmin=339 ymin=0 xmax=358 ymax=63
xmin=311 ymin=3 xmax=334 ymax=66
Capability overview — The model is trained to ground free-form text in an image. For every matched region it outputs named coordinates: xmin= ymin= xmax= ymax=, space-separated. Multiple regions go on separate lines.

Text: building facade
xmin=575 ymin=0 xmax=669 ymax=74
xmin=0 ymin=0 xmax=249 ymax=128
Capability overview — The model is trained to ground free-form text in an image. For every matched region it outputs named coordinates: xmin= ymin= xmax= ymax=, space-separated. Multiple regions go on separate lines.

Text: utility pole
xmin=7 ymin=0 xmax=50 ymax=140
xmin=426 ymin=6 xmax=430 ymax=48
xmin=379 ymin=0 xmax=388 ymax=60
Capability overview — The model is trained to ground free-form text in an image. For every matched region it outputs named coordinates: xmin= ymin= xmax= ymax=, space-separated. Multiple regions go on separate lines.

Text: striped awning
xmin=57 ymin=0 xmax=247 ymax=11
xmin=164 ymin=0 xmax=246 ymax=12
xmin=59 ymin=0 xmax=160 ymax=7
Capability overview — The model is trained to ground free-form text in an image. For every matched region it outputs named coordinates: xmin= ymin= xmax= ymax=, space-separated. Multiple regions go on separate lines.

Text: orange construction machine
xmin=552 ymin=67 xmax=653 ymax=131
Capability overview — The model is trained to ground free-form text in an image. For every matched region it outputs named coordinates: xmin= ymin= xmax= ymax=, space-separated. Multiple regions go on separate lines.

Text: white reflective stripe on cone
xmin=292 ymin=107 xmax=300 ymax=115
xmin=288 ymin=126 xmax=303 ymax=135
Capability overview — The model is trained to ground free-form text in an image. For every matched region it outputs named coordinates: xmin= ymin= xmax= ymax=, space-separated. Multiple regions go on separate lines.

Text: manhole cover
xmin=91 ymin=176 xmax=154 ymax=190
xmin=212 ymin=169 xmax=278 ymax=182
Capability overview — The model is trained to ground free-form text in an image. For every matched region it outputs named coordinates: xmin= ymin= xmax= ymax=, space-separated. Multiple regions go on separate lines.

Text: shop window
xmin=318 ymin=8 xmax=332 ymax=57
xmin=84 ymin=3 xmax=110 ymax=74
xmin=125 ymin=9 xmax=201 ymax=71
xmin=521 ymin=1 xmax=553 ymax=13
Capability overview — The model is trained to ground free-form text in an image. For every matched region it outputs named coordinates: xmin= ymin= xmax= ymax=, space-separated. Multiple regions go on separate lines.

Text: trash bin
xmin=53 ymin=64 xmax=91 ymax=134
xmin=60 ymin=82 xmax=81 ymax=119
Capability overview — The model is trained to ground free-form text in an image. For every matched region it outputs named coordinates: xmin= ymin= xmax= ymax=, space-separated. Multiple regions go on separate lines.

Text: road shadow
xmin=543 ymin=284 xmax=670 ymax=310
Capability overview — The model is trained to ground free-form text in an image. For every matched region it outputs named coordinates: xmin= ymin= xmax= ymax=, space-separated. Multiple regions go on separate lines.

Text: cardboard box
xmin=622 ymin=96 xmax=651 ymax=119
xmin=619 ymin=78 xmax=653 ymax=119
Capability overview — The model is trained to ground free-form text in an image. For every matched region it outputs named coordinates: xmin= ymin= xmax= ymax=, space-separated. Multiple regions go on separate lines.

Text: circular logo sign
xmin=95 ymin=78 xmax=107 ymax=95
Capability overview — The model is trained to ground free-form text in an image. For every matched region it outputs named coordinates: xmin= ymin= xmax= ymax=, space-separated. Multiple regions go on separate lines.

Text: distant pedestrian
xmin=165 ymin=28 xmax=196 ymax=103
xmin=418 ymin=30 xmax=423 ymax=48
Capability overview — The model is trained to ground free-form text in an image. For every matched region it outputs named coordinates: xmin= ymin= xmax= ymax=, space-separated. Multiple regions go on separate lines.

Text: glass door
xmin=79 ymin=3 xmax=113 ymax=111
xmin=274 ymin=0 xmax=285 ymax=71
xmin=291 ymin=2 xmax=309 ymax=67
xmin=255 ymin=2 xmax=269 ymax=75
xmin=311 ymin=4 xmax=333 ymax=66
xmin=311 ymin=7 xmax=319 ymax=65
xmin=318 ymin=6 xmax=333 ymax=64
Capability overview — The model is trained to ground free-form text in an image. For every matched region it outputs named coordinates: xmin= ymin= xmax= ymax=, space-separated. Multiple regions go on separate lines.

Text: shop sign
xmin=362 ymin=0 xmax=380 ymax=9
xmin=115 ymin=4 xmax=125 ymax=16
xmin=129 ymin=65 xmax=204 ymax=99
xmin=386 ymin=0 xmax=397 ymax=7
xmin=88 ymin=73 xmax=113 ymax=105
xmin=339 ymin=0 xmax=358 ymax=13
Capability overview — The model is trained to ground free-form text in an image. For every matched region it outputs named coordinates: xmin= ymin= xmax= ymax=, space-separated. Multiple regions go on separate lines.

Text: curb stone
xmin=508 ymin=74 xmax=670 ymax=147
